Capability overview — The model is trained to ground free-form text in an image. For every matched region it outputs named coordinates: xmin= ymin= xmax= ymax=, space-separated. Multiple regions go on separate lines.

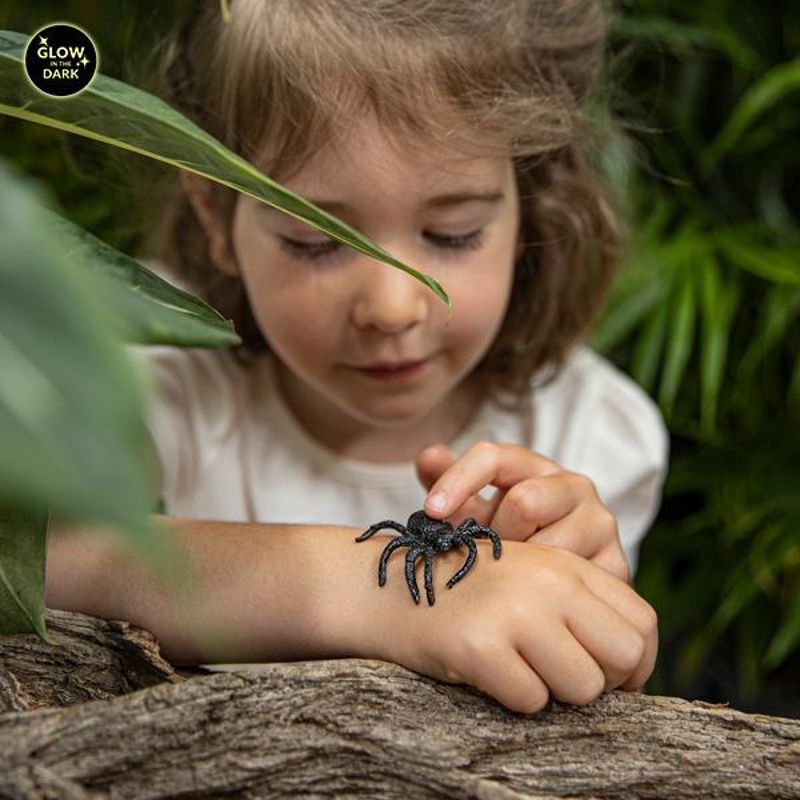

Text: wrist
xmin=310 ymin=528 xmax=480 ymax=665
xmin=303 ymin=526 xmax=390 ymax=659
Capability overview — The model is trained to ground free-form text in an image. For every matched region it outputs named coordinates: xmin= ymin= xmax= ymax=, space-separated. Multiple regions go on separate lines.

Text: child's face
xmin=228 ymin=117 xmax=521 ymax=436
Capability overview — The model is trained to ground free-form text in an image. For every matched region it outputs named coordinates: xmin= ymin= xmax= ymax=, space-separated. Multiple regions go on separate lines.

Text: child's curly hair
xmin=152 ymin=0 xmax=621 ymax=409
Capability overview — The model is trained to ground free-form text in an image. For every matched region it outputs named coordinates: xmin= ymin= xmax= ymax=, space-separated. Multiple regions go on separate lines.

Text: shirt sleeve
xmin=124 ymin=345 xmax=194 ymax=511
xmin=561 ymin=350 xmax=670 ymax=576
xmin=126 ymin=343 xmax=245 ymax=513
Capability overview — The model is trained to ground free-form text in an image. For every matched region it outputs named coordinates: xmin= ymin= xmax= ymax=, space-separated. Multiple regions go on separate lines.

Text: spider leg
xmin=424 ymin=548 xmax=436 ymax=606
xmin=405 ymin=546 xmax=426 ymax=604
xmin=355 ymin=520 xmax=408 ymax=542
xmin=377 ymin=536 xmax=415 ymax=587
xmin=446 ymin=537 xmax=478 ymax=589
xmin=481 ymin=527 xmax=503 ymax=560
xmin=457 ymin=520 xmax=502 ymax=559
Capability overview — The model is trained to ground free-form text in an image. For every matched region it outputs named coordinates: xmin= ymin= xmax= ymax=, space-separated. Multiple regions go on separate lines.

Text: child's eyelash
xmin=278 ymin=229 xmax=485 ymax=262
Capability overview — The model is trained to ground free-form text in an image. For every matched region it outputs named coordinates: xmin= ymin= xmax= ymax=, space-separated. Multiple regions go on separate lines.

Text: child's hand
xmin=360 ymin=539 xmax=657 ymax=714
xmin=416 ymin=442 xmax=629 ymax=582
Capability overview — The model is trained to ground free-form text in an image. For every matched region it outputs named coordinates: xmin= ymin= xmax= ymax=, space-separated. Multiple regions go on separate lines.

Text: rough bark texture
xmin=1 ymin=609 xmax=798 ymax=799
xmin=0 ymin=609 xmax=203 ymax=713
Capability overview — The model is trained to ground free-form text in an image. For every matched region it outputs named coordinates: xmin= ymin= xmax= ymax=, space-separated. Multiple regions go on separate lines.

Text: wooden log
xmin=0 ymin=609 xmax=202 ymax=712
xmin=1 ymin=609 xmax=798 ymax=799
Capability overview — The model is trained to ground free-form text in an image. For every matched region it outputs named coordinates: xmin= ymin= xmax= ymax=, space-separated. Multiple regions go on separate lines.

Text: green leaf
xmin=591 ymin=259 xmax=666 ymax=354
xmin=0 ymin=161 xmax=155 ymax=534
xmin=699 ymin=257 xmax=739 ymax=435
xmin=717 ymin=231 xmax=800 ymax=286
xmin=630 ymin=298 xmax=669 ymax=393
xmin=0 ymin=504 xmax=53 ymax=642
xmin=42 ymin=209 xmax=240 ymax=348
xmin=659 ymin=268 xmax=696 ymax=415
xmin=705 ymin=560 xmax=762 ymax=641
xmin=704 ymin=56 xmax=800 ymax=170
xmin=0 ymin=29 xmax=450 ymax=310
xmin=741 ymin=285 xmax=800 ymax=373
xmin=0 ymin=161 xmax=209 ymax=640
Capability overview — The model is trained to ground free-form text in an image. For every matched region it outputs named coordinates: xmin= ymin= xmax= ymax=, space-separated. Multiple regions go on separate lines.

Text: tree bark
xmin=1 ymin=609 xmax=798 ymax=799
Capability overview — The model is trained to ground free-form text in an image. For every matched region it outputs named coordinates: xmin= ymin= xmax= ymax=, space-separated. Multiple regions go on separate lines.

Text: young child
xmin=46 ymin=0 xmax=668 ymax=716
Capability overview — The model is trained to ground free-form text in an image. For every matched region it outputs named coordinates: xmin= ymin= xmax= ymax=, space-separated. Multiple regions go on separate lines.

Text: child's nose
xmin=351 ymin=259 xmax=429 ymax=334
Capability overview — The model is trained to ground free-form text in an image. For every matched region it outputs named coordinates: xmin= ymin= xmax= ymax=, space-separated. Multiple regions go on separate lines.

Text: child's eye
xmin=278 ymin=228 xmax=485 ymax=262
xmin=279 ymin=236 xmax=341 ymax=261
xmin=426 ymin=229 xmax=484 ymax=251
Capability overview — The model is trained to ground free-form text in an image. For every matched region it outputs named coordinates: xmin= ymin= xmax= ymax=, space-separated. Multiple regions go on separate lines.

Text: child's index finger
xmin=423 ymin=442 xmax=561 ymax=518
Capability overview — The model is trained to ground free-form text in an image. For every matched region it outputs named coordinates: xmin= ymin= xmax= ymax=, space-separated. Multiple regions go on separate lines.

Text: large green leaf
xmin=43 ymin=209 xmax=240 ymax=347
xmin=0 ymin=161 xmax=189 ymax=637
xmin=0 ymin=504 xmax=52 ymax=642
xmin=0 ymin=29 xmax=450 ymax=310
xmin=0 ymin=163 xmax=154 ymax=522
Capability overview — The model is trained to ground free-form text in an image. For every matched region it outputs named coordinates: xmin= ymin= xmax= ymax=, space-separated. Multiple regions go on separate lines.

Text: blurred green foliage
xmin=595 ymin=0 xmax=800 ymax=715
xmin=1 ymin=0 xmax=797 ymax=715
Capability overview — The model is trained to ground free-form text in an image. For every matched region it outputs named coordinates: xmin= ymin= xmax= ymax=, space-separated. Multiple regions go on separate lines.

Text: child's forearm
xmin=45 ymin=515 xmax=386 ymax=665
xmin=45 ymin=515 xmax=658 ymax=713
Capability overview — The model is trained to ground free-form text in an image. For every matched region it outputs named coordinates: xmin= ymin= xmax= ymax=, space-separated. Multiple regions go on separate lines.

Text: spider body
xmin=355 ymin=510 xmax=502 ymax=606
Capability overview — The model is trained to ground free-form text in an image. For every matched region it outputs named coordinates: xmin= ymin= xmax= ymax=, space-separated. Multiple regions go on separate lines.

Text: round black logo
xmin=24 ymin=23 xmax=98 ymax=97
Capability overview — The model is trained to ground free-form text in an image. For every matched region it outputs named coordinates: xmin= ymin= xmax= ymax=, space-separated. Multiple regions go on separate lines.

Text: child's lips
xmin=353 ymin=357 xmax=430 ymax=381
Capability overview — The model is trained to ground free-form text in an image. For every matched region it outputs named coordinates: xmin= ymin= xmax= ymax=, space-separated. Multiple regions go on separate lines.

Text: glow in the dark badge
xmin=24 ymin=23 xmax=99 ymax=98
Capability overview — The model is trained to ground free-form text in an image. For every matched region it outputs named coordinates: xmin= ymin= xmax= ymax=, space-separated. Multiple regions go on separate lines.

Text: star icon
xmin=80 ymin=56 xmax=90 ymax=67
xmin=39 ymin=36 xmax=48 ymax=45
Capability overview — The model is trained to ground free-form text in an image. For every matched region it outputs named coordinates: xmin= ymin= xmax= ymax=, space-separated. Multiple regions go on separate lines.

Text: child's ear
xmin=180 ymin=172 xmax=238 ymax=276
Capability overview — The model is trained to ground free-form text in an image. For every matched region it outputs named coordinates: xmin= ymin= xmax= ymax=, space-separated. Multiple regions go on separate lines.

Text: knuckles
xmin=636 ymin=599 xmax=659 ymax=639
xmin=596 ymin=507 xmax=619 ymax=539
xmin=559 ymin=668 xmax=607 ymax=707
xmin=613 ymin=554 xmax=632 ymax=584
xmin=514 ymin=684 xmax=551 ymax=715
xmin=504 ymin=482 xmax=541 ymax=523
xmin=568 ymin=471 xmax=599 ymax=499
xmin=609 ymin=633 xmax=647 ymax=676
xmin=468 ymin=439 xmax=501 ymax=466
xmin=596 ymin=547 xmax=631 ymax=583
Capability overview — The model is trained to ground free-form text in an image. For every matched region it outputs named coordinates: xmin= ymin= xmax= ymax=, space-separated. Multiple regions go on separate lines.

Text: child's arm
xmin=46 ymin=515 xmax=656 ymax=714
xmin=46 ymin=515 xmax=377 ymax=664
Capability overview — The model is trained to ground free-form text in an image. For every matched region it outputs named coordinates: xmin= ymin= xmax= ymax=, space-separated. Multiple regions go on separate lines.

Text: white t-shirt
xmin=125 ymin=343 xmax=669 ymax=576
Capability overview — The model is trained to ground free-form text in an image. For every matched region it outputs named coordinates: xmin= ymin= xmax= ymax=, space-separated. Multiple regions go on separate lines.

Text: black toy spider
xmin=355 ymin=509 xmax=502 ymax=606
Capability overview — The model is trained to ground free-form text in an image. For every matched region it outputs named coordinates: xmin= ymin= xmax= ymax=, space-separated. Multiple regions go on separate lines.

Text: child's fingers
xmin=517 ymin=621 xmax=608 ymax=704
xmin=571 ymin=561 xmax=659 ymax=690
xmin=559 ymin=588 xmax=651 ymax=693
xmin=415 ymin=443 xmax=456 ymax=491
xmin=416 ymin=444 xmax=493 ymax=523
xmin=590 ymin=543 xmax=631 ymax=584
xmin=521 ymin=502 xmax=626 ymax=579
xmin=423 ymin=442 xmax=561 ymax=519
xmin=450 ymin=641 xmax=550 ymax=715
xmin=489 ymin=474 xmax=593 ymax=541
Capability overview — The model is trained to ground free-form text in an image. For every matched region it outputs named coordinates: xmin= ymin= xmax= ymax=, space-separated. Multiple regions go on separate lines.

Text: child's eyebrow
xmin=301 ymin=191 xmax=505 ymax=215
